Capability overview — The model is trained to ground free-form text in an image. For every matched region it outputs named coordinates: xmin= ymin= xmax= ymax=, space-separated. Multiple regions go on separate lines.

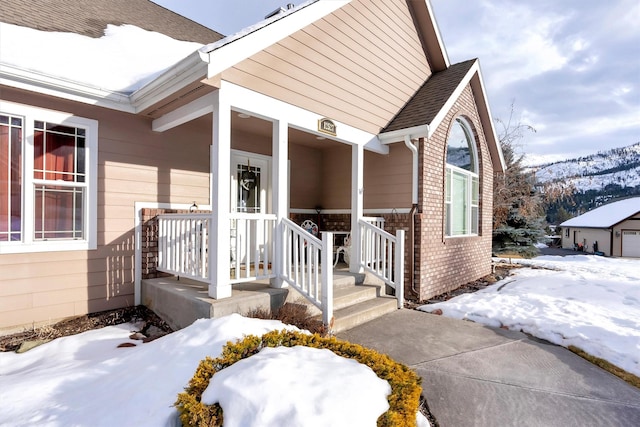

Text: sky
xmin=0 ymin=254 xmax=637 ymax=425
xmin=149 ymin=0 xmax=640 ymax=165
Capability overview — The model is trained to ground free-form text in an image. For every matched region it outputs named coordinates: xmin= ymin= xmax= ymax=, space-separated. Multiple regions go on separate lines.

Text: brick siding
xmin=414 ymin=84 xmax=494 ymax=300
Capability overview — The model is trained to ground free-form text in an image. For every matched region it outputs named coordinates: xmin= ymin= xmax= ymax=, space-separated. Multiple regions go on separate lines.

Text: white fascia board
xmin=1 ymin=51 xmax=209 ymax=117
xmin=424 ymin=0 xmax=450 ymax=68
xmin=471 ymin=62 xmax=506 ymax=171
xmin=200 ymin=1 xmax=350 ymax=78
xmin=0 ymin=63 xmax=134 ymax=113
xmin=428 ymin=60 xmax=506 ymax=172
xmin=222 ymin=81 xmax=388 ymax=154
xmin=152 ymin=91 xmax=217 ymax=132
xmin=378 ymin=125 xmax=429 ymax=144
xmin=130 ymin=51 xmax=207 ymax=113
xmin=428 ymin=60 xmax=478 ymax=139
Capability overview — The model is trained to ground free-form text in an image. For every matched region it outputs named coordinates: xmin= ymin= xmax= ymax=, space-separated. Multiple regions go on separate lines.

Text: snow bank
xmin=0 ymin=314 xmax=299 ymax=426
xmin=202 ymin=345 xmax=391 ymax=427
xmin=0 ymin=313 xmax=413 ymax=426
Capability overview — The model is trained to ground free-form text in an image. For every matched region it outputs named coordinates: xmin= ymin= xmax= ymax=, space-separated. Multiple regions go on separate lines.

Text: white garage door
xmin=622 ymin=231 xmax=640 ymax=257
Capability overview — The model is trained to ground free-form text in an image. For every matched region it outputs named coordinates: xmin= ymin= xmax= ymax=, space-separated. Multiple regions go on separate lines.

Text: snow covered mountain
xmin=532 ymin=142 xmax=640 ymax=192
xmin=530 ymin=142 xmax=640 ymax=223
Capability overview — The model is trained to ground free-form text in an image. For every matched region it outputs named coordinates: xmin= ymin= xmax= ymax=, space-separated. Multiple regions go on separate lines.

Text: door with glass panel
xmin=230 ymin=151 xmax=271 ymax=271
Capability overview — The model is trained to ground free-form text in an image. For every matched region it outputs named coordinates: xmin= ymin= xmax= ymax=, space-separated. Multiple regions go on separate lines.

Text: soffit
xmin=229 ymin=113 xmax=342 ymax=150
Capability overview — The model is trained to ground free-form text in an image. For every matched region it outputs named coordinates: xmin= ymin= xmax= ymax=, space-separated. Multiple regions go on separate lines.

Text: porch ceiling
xmin=188 ymin=112 xmax=345 ymax=150
xmin=233 ymin=113 xmax=341 ymax=149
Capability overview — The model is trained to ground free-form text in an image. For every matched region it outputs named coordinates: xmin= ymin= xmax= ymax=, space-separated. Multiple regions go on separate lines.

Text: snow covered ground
xmin=2 ymin=254 xmax=637 ymax=426
xmin=419 ymin=255 xmax=640 ymax=377
xmin=0 ymin=314 xmax=428 ymax=427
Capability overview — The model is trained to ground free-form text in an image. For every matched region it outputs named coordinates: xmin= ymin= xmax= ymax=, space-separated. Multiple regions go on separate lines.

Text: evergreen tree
xmin=492 ymin=106 xmax=546 ymax=257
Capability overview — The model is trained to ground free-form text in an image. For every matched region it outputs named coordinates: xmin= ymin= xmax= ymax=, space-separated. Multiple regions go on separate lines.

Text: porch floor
xmin=141 ymin=276 xmax=289 ymax=330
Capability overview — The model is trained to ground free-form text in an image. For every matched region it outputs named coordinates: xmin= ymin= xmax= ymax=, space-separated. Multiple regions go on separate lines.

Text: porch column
xmin=350 ymin=143 xmax=364 ymax=273
xmin=209 ymin=89 xmax=232 ymax=299
xmin=272 ymin=119 xmax=288 ymax=288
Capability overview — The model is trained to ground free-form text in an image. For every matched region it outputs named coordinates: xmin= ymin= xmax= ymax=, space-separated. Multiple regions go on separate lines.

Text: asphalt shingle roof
xmin=0 ymin=0 xmax=223 ymax=44
xmin=383 ymin=59 xmax=476 ymax=133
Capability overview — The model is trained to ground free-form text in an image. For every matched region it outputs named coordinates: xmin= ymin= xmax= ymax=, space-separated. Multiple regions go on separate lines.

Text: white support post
xmin=272 ymin=119 xmax=288 ymax=288
xmin=209 ymin=88 xmax=232 ymax=299
xmin=395 ymin=229 xmax=405 ymax=309
xmin=321 ymin=232 xmax=334 ymax=328
xmin=350 ymin=143 xmax=364 ymax=273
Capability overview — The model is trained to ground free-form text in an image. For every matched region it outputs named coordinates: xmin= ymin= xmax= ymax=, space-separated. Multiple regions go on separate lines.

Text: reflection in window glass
xmin=32 ymin=121 xmax=87 ymax=241
xmin=445 ymin=118 xmax=479 ymax=236
xmin=237 ymin=164 xmax=261 ymax=213
xmin=446 ymin=122 xmax=472 ymax=170
xmin=0 ymin=114 xmax=23 ymax=241
xmin=34 ymin=185 xmax=84 ymax=240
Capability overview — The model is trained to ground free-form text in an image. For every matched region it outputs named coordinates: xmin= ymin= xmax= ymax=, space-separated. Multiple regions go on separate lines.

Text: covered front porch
xmin=135 ymin=81 xmax=404 ymax=328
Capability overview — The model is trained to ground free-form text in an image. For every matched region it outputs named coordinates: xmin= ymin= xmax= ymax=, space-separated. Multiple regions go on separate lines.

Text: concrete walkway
xmin=338 ymin=309 xmax=640 ymax=427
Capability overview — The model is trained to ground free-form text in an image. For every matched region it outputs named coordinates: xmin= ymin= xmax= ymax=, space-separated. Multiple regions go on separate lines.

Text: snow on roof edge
xmin=560 ymin=197 xmax=640 ymax=228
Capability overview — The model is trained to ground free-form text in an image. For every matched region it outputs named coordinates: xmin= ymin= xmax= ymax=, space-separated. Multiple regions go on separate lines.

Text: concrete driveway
xmin=338 ymin=309 xmax=640 ymax=427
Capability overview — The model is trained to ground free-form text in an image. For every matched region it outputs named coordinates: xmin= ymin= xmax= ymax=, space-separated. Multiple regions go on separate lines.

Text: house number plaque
xmin=318 ymin=118 xmax=337 ymax=136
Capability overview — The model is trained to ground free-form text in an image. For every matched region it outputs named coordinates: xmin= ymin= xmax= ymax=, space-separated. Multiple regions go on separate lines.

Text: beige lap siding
xmin=221 ymin=0 xmax=432 ymax=135
xmin=0 ymin=87 xmax=210 ymax=331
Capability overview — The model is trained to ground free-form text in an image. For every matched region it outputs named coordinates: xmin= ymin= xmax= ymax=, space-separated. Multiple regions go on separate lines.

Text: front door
xmin=230 ymin=151 xmax=271 ymax=267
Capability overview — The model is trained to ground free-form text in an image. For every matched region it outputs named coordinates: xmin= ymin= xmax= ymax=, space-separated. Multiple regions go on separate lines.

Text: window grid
xmin=445 ymin=118 xmax=479 ymax=237
xmin=0 ymin=113 xmax=23 ymax=242
xmin=0 ymin=101 xmax=97 ymax=253
xmin=34 ymin=121 xmax=86 ymax=183
xmin=34 ymin=184 xmax=85 ymax=240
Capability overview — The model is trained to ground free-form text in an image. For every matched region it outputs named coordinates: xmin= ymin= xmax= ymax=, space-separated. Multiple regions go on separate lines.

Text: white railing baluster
xmin=359 ymin=219 xmax=404 ymax=309
xmin=321 ymin=232 xmax=333 ymax=327
xmin=156 ymin=213 xmax=276 ymax=284
xmin=281 ymin=218 xmax=331 ymax=328
xmin=156 ymin=214 xmax=337 ymax=329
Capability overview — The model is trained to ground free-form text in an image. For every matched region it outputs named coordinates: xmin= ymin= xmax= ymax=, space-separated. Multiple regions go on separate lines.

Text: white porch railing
xmin=282 ymin=218 xmax=333 ymax=326
xmin=230 ymin=213 xmax=277 ymax=283
xmin=157 ymin=213 xmax=277 ymax=284
xmin=358 ymin=219 xmax=405 ymax=308
xmin=157 ymin=214 xmax=210 ymax=281
xmin=155 ymin=214 xmax=399 ymax=327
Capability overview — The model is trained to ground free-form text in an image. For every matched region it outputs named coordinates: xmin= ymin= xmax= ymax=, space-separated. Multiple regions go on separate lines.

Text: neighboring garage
xmin=560 ymin=197 xmax=640 ymax=257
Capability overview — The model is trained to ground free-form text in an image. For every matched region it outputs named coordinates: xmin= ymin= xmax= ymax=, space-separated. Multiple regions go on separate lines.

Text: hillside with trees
xmin=532 ymin=142 xmax=640 ymax=224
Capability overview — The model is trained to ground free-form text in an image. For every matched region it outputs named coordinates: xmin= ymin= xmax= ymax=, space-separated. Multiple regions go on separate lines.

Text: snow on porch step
xmin=330 ymin=296 xmax=398 ymax=333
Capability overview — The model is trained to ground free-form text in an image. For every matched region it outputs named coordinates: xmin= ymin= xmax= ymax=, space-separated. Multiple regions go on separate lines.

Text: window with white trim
xmin=445 ymin=117 xmax=479 ymax=237
xmin=0 ymin=101 xmax=97 ymax=253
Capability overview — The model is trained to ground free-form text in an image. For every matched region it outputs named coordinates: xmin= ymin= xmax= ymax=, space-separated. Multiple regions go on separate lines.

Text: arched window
xmin=445 ymin=118 xmax=479 ymax=236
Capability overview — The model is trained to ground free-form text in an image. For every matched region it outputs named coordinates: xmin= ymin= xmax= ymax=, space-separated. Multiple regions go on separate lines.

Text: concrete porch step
xmin=332 ymin=270 xmax=366 ymax=289
xmin=292 ymin=283 xmax=380 ymax=318
xmin=330 ymin=296 xmax=398 ymax=333
xmin=143 ymin=271 xmax=398 ymax=334
xmin=333 ymin=284 xmax=381 ymax=311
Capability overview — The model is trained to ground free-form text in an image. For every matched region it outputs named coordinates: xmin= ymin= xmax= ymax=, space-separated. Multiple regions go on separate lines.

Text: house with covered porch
xmin=0 ymin=0 xmax=504 ymax=332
